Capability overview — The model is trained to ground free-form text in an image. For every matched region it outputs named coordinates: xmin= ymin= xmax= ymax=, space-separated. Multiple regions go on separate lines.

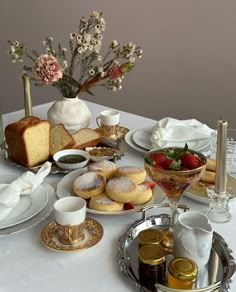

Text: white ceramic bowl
xmin=53 ymin=149 xmax=90 ymax=170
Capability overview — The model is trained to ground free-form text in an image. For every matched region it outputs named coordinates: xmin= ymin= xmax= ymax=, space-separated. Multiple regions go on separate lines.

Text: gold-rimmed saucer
xmin=95 ymin=126 xmax=129 ymax=140
xmin=41 ymin=217 xmax=103 ymax=252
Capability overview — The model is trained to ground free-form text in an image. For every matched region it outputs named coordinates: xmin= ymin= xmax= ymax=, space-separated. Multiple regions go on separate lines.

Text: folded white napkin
xmin=150 ymin=117 xmax=214 ymax=148
xmin=0 ymin=161 xmax=51 ymax=221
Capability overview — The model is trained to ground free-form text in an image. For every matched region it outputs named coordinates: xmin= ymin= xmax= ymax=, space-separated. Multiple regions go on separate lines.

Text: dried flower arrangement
xmin=8 ymin=11 xmax=143 ymax=99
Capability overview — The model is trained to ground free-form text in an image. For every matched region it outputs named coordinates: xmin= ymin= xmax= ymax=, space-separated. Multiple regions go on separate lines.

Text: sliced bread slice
xmin=72 ymin=128 xmax=102 ymax=149
xmin=50 ymin=123 xmax=76 ymax=156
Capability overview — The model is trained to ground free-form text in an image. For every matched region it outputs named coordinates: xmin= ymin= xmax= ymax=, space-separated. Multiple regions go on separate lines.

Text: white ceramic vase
xmin=47 ymin=97 xmax=92 ymax=133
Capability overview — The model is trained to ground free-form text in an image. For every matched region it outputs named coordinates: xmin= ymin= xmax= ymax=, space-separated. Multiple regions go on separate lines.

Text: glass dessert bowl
xmin=144 ymin=146 xmax=207 ymax=252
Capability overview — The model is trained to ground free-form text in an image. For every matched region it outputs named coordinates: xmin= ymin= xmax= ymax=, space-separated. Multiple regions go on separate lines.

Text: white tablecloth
xmin=0 ymin=101 xmax=235 ymax=292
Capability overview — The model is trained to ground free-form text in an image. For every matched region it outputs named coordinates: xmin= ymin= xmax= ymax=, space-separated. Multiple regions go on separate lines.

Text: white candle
xmin=215 ymin=119 xmax=228 ymax=194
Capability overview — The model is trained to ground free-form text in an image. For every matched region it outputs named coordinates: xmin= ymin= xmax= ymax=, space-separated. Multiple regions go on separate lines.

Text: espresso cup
xmin=96 ymin=110 xmax=120 ymax=137
xmin=54 ymin=197 xmax=86 ymax=245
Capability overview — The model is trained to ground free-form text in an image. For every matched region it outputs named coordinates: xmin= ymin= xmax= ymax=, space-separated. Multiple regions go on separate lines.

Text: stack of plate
xmin=0 ymin=175 xmax=57 ymax=237
xmin=125 ymin=126 xmax=211 ymax=156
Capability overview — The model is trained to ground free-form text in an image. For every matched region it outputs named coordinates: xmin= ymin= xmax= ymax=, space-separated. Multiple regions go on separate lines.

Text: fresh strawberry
xmin=153 ymin=164 xmax=164 ymax=169
xmin=181 ymin=153 xmax=201 ymax=169
xmin=145 ymin=181 xmax=156 ymax=189
xmin=162 ymin=158 xmax=182 ymax=170
xmin=180 ymin=167 xmax=190 ymax=171
xmin=124 ymin=203 xmax=135 ymax=210
xmin=151 ymin=152 xmax=167 ymax=165
xmin=162 ymin=158 xmax=174 ymax=170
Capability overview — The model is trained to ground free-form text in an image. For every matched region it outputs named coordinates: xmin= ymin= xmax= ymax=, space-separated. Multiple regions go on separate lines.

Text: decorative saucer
xmin=41 ymin=217 xmax=103 ymax=252
xmin=95 ymin=126 xmax=129 ymax=140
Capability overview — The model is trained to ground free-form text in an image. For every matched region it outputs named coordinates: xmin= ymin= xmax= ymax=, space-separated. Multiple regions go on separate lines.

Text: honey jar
xmin=138 ymin=228 xmax=164 ymax=246
xmin=168 ymin=257 xmax=198 ymax=289
xmin=138 ymin=244 xmax=166 ymax=291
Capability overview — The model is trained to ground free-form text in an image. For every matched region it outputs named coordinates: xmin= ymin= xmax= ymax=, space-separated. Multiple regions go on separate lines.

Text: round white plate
xmin=124 ymin=128 xmax=148 ymax=154
xmin=0 ymin=182 xmax=57 ymax=237
xmin=0 ymin=176 xmax=48 ymax=229
xmin=56 ymin=168 xmax=166 ymax=215
xmin=133 ymin=127 xmax=211 ymax=152
xmin=184 ymin=173 xmax=236 ymax=204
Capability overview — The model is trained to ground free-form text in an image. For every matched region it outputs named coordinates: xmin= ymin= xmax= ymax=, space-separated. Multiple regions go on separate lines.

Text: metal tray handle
xmin=156 ymin=282 xmax=221 ymax=292
xmin=141 ymin=203 xmax=190 ymax=221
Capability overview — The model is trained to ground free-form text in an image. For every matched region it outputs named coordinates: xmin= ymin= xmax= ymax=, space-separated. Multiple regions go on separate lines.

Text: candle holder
xmin=207 ymin=186 xmax=231 ymax=223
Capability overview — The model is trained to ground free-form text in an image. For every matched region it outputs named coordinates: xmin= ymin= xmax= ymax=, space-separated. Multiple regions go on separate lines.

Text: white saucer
xmin=56 ymin=168 xmax=166 ymax=215
xmin=132 ymin=127 xmax=210 ymax=152
xmin=0 ymin=176 xmax=48 ymax=229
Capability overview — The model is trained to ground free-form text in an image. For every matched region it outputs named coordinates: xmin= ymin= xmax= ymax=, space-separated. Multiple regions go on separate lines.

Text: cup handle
xmin=96 ymin=116 xmax=101 ymax=127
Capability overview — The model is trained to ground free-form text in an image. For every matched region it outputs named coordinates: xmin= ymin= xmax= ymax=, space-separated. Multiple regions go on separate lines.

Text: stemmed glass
xmin=144 ymin=147 xmax=207 ymax=252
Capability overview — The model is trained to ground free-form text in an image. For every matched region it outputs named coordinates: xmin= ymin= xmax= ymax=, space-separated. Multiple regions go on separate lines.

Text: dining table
xmin=0 ymin=100 xmax=235 ymax=292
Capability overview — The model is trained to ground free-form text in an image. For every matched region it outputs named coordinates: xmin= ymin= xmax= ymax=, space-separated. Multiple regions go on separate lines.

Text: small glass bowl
xmin=53 ymin=149 xmax=90 ymax=170
xmin=85 ymin=147 xmax=121 ymax=162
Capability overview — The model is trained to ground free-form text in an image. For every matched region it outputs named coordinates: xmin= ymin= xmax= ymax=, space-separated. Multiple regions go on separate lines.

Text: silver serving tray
xmin=118 ymin=204 xmax=236 ymax=292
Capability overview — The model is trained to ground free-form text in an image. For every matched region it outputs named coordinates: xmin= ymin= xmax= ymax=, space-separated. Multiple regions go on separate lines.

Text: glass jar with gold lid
xmin=138 ymin=228 xmax=164 ymax=246
xmin=168 ymin=257 xmax=198 ymax=289
xmin=138 ymin=244 xmax=166 ymax=291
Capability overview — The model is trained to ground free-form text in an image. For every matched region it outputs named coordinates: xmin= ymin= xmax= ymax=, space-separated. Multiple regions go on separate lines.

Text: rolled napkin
xmin=150 ymin=117 xmax=214 ymax=148
xmin=0 ymin=161 xmax=51 ymax=221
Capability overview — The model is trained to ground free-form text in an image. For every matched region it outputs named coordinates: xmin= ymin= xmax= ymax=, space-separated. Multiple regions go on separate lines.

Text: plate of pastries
xmin=56 ymin=161 xmax=166 ymax=215
xmin=3 ymin=116 xmax=122 ymax=173
xmin=185 ymin=158 xmax=236 ymax=204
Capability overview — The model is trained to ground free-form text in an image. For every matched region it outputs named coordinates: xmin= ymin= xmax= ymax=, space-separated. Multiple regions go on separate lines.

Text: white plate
xmin=184 ymin=174 xmax=236 ymax=204
xmin=125 ymin=128 xmax=148 ymax=154
xmin=133 ymin=127 xmax=210 ymax=151
xmin=0 ymin=181 xmax=57 ymax=237
xmin=0 ymin=176 xmax=48 ymax=229
xmin=56 ymin=168 xmax=166 ymax=215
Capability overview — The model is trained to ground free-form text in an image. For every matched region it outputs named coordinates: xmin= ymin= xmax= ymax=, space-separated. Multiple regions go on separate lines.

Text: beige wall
xmin=1 ymin=0 xmax=236 ymax=129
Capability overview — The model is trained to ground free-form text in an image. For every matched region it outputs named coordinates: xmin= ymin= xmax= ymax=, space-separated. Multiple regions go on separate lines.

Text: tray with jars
xmin=118 ymin=203 xmax=236 ymax=292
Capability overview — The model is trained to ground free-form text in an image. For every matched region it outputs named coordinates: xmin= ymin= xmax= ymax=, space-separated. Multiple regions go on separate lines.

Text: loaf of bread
xmin=50 ymin=123 xmax=76 ymax=156
xmin=5 ymin=116 xmax=51 ymax=167
xmin=72 ymin=128 xmax=101 ymax=149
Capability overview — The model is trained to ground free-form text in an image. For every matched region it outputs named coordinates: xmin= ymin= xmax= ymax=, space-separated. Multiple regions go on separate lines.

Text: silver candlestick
xmin=22 ymin=73 xmax=32 ymax=117
xmin=207 ymin=119 xmax=231 ymax=223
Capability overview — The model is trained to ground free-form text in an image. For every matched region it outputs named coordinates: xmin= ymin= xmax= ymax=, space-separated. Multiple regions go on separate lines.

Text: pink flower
xmin=34 ymin=54 xmax=63 ymax=84
xmin=107 ymin=65 xmax=124 ymax=80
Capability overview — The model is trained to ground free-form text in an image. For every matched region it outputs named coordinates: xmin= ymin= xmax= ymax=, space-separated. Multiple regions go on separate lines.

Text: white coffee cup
xmin=97 ymin=110 xmax=120 ymax=126
xmin=54 ymin=197 xmax=86 ymax=245
xmin=96 ymin=110 xmax=120 ymax=137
